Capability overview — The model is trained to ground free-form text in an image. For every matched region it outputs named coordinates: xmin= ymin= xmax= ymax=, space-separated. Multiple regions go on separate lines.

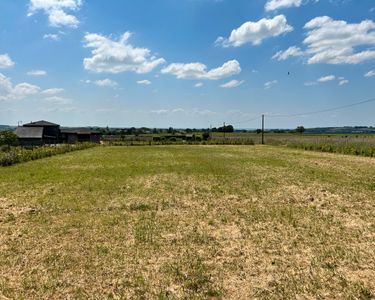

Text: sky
xmin=0 ymin=0 xmax=374 ymax=129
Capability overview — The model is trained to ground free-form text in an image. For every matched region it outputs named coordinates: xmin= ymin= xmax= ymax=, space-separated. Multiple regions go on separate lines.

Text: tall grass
xmin=266 ymin=136 xmax=375 ymax=157
xmin=0 ymin=143 xmax=96 ymax=167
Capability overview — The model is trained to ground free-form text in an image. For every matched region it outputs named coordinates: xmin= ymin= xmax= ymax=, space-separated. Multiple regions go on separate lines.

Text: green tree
xmin=202 ymin=132 xmax=210 ymax=141
xmin=0 ymin=130 xmax=18 ymax=150
xmin=296 ymin=126 xmax=305 ymax=134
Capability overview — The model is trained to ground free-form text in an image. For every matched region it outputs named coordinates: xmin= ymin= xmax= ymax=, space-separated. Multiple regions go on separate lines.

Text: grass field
xmin=1 ymin=145 xmax=374 ymax=299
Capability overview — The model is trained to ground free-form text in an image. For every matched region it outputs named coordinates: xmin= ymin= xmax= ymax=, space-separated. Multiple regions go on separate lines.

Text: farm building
xmin=60 ymin=128 xmax=101 ymax=144
xmin=14 ymin=126 xmax=44 ymax=146
xmin=15 ymin=120 xmax=60 ymax=145
xmin=14 ymin=120 xmax=101 ymax=145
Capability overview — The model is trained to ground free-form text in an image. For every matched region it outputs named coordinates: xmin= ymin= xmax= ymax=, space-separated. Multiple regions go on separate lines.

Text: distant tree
xmin=185 ymin=128 xmax=192 ymax=133
xmin=202 ymin=132 xmax=210 ymax=141
xmin=0 ymin=130 xmax=18 ymax=150
xmin=256 ymin=129 xmax=262 ymax=134
xmin=167 ymin=127 xmax=175 ymax=134
xmin=218 ymin=125 xmax=234 ymax=133
xmin=296 ymin=126 xmax=305 ymax=134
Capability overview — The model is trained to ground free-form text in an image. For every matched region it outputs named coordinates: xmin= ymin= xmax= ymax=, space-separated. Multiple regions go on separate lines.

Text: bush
xmin=0 ymin=143 xmax=96 ymax=167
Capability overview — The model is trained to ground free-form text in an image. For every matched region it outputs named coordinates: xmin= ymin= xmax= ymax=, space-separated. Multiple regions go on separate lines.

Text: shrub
xmin=0 ymin=143 xmax=96 ymax=167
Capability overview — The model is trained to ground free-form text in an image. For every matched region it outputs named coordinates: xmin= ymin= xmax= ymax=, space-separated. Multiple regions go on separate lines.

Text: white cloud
xmin=94 ymin=79 xmax=118 ymax=87
xmin=10 ymin=83 xmax=41 ymax=99
xmin=149 ymin=108 xmax=215 ymax=116
xmin=306 ymin=75 xmax=348 ymax=86
xmin=220 ymin=79 xmax=244 ymax=88
xmin=37 ymin=106 xmax=77 ymax=113
xmin=28 ymin=0 xmax=82 ymax=28
xmin=338 ymin=79 xmax=349 ymax=85
xmin=151 ymin=109 xmax=169 ymax=115
xmin=83 ymin=32 xmax=165 ymax=74
xmin=0 ymin=73 xmax=40 ymax=101
xmin=0 ymin=54 xmax=15 ymax=69
xmin=0 ymin=73 xmax=65 ymax=101
xmin=43 ymin=33 xmax=60 ymax=41
xmin=41 ymin=88 xmax=64 ymax=95
xmin=27 ymin=70 xmax=47 ymax=76
xmin=304 ymin=16 xmax=375 ymax=64
xmin=274 ymin=17 xmax=375 ymax=65
xmin=265 ymin=0 xmax=302 ymax=11
xmin=44 ymin=96 xmax=71 ymax=104
xmin=318 ymin=75 xmax=336 ymax=82
xmin=137 ymin=80 xmax=151 ymax=85
xmin=364 ymin=70 xmax=375 ymax=77
xmin=215 ymin=15 xmax=293 ymax=47
xmin=272 ymin=46 xmax=304 ymax=61
xmin=161 ymin=60 xmax=241 ymax=80
xmin=304 ymin=81 xmax=318 ymax=86
xmin=195 ymin=82 xmax=204 ymax=88
xmin=264 ymin=80 xmax=278 ymax=89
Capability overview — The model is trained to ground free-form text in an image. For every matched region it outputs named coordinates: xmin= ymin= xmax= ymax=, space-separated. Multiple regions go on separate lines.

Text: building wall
xmin=18 ymin=138 xmax=43 ymax=146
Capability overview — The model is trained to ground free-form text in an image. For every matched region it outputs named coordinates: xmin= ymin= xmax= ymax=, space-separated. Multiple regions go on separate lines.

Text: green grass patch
xmin=0 ymin=145 xmax=374 ymax=298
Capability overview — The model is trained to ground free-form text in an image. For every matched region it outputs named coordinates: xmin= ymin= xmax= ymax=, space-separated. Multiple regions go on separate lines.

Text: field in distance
xmin=1 ymin=145 xmax=374 ymax=299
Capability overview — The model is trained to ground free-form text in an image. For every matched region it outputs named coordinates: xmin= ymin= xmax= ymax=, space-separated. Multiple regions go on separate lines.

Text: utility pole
xmin=261 ymin=114 xmax=265 ymax=145
xmin=223 ymin=122 xmax=226 ymax=140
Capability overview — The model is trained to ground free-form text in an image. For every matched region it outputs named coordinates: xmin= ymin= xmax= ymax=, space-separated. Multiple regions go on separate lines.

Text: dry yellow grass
xmin=0 ymin=145 xmax=374 ymax=299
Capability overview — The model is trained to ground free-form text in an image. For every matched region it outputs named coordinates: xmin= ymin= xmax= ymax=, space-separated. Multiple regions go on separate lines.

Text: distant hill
xmin=0 ymin=125 xmax=15 ymax=131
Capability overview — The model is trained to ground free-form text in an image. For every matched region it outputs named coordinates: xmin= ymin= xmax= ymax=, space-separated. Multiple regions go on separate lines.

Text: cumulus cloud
xmin=83 ymin=32 xmax=165 ymax=74
xmin=338 ymin=79 xmax=349 ymax=85
xmin=28 ymin=0 xmax=82 ymax=28
xmin=137 ymin=80 xmax=151 ymax=85
xmin=0 ymin=73 xmax=40 ymax=101
xmin=161 ymin=60 xmax=241 ymax=80
xmin=27 ymin=70 xmax=47 ymax=76
xmin=274 ymin=16 xmax=375 ymax=65
xmin=43 ymin=33 xmax=61 ymax=41
xmin=304 ymin=81 xmax=318 ymax=86
xmin=41 ymin=88 xmax=64 ymax=95
xmin=264 ymin=80 xmax=278 ymax=89
xmin=0 ymin=54 xmax=15 ymax=69
xmin=265 ymin=0 xmax=302 ymax=11
xmin=44 ymin=96 xmax=71 ymax=104
xmin=318 ymin=75 xmax=336 ymax=82
xmin=272 ymin=46 xmax=304 ymax=61
xmin=304 ymin=16 xmax=375 ymax=64
xmin=220 ymin=79 xmax=244 ymax=88
xmin=215 ymin=15 xmax=293 ymax=47
xmin=195 ymin=82 xmax=204 ymax=88
xmin=364 ymin=70 xmax=375 ymax=77
xmin=306 ymin=75 xmax=349 ymax=86
xmin=94 ymin=78 xmax=118 ymax=87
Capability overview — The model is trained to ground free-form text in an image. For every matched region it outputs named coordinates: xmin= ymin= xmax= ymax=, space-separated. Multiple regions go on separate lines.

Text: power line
xmin=266 ymin=97 xmax=375 ymax=118
xmin=209 ymin=96 xmax=375 ymax=128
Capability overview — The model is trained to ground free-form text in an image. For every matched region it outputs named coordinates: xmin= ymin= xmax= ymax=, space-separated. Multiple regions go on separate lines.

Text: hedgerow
xmin=0 ymin=143 xmax=97 ymax=167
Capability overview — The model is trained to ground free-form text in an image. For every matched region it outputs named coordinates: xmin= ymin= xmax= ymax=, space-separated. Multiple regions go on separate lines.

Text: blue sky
xmin=0 ymin=0 xmax=374 ymax=128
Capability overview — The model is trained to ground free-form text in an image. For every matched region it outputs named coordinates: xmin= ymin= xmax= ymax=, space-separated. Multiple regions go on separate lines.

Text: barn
xmin=15 ymin=120 xmax=101 ymax=145
xmin=14 ymin=126 xmax=44 ymax=146
xmin=15 ymin=120 xmax=60 ymax=145
xmin=60 ymin=128 xmax=101 ymax=144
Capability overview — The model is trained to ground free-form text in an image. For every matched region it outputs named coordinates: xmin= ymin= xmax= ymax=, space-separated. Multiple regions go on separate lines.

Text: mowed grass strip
xmin=0 ymin=145 xmax=374 ymax=299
